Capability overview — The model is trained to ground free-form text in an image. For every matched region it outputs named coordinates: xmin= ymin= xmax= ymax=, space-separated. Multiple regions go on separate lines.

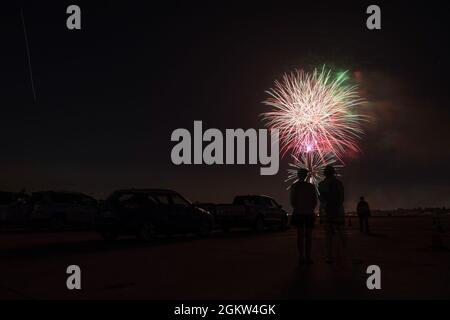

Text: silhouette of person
xmin=290 ymin=168 xmax=317 ymax=265
xmin=357 ymin=196 xmax=371 ymax=233
xmin=318 ymin=165 xmax=359 ymax=264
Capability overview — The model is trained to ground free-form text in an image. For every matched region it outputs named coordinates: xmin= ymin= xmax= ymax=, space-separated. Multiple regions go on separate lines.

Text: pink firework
xmin=262 ymin=67 xmax=366 ymax=159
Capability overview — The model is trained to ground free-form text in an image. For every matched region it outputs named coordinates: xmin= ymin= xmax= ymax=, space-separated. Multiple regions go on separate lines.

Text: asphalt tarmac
xmin=0 ymin=216 xmax=449 ymax=299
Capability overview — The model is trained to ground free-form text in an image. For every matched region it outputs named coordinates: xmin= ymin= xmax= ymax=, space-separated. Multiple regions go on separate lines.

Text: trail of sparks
xmin=286 ymin=152 xmax=342 ymax=191
xmin=262 ymin=66 xmax=365 ymax=160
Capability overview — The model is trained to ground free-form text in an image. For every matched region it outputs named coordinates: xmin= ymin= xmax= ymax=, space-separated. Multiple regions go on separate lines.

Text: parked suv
xmin=29 ymin=191 xmax=98 ymax=230
xmin=95 ymin=189 xmax=214 ymax=241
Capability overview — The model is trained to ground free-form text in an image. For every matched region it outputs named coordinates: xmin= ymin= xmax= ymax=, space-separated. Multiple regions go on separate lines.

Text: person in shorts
xmin=290 ymin=168 xmax=317 ymax=265
xmin=319 ymin=165 xmax=360 ymax=264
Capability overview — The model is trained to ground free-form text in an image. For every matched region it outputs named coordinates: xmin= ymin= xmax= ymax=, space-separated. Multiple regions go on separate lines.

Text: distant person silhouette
xmin=357 ymin=196 xmax=371 ymax=233
xmin=318 ymin=165 xmax=359 ymax=264
xmin=290 ymin=168 xmax=317 ymax=265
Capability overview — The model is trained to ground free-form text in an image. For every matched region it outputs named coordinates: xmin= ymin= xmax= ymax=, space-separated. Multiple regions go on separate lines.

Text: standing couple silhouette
xmin=290 ymin=165 xmax=360 ymax=265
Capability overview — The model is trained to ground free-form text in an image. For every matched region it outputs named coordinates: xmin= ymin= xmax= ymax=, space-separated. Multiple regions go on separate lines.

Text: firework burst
xmin=262 ymin=66 xmax=366 ymax=159
xmin=286 ymin=152 xmax=342 ymax=190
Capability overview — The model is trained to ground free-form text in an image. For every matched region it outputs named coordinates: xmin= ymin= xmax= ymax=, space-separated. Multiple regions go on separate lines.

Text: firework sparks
xmin=262 ymin=66 xmax=366 ymax=159
xmin=286 ymin=152 xmax=342 ymax=190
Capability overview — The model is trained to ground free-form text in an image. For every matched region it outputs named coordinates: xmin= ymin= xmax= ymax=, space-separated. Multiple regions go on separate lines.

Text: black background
xmin=1 ymin=0 xmax=449 ymax=210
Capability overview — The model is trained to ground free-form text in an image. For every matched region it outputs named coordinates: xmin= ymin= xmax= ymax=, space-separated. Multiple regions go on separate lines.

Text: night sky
xmin=1 ymin=1 xmax=449 ymax=210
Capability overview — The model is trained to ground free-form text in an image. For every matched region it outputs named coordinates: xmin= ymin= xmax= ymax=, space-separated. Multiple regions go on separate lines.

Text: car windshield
xmin=114 ymin=193 xmax=157 ymax=208
xmin=171 ymin=194 xmax=191 ymax=207
xmin=234 ymin=197 xmax=254 ymax=205
xmin=233 ymin=197 xmax=246 ymax=205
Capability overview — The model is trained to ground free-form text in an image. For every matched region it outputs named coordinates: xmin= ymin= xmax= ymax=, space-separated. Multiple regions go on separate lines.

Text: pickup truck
xmin=198 ymin=195 xmax=290 ymax=232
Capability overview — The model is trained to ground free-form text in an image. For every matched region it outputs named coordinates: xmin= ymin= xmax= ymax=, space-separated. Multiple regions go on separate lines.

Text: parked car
xmin=95 ymin=189 xmax=214 ymax=241
xmin=29 ymin=191 xmax=98 ymax=230
xmin=0 ymin=191 xmax=32 ymax=227
xmin=199 ymin=195 xmax=289 ymax=232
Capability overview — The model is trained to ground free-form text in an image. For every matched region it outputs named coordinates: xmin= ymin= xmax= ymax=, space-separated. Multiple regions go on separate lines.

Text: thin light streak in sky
xmin=21 ymin=8 xmax=37 ymax=102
